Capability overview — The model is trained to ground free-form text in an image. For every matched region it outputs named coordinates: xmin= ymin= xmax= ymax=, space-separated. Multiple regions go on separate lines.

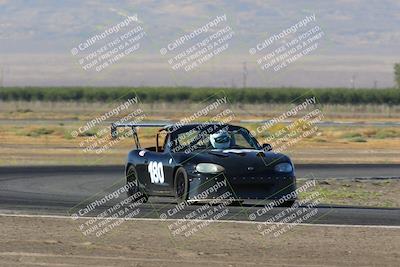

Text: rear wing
xmin=110 ymin=122 xmax=170 ymax=149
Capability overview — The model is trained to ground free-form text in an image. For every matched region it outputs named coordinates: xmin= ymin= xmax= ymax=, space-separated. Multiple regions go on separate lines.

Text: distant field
xmin=1 ymin=100 xmax=400 ymax=121
xmin=1 ymin=87 xmax=400 ymax=105
xmin=0 ymin=92 xmax=399 ymax=166
xmin=1 ymin=100 xmax=400 ymax=166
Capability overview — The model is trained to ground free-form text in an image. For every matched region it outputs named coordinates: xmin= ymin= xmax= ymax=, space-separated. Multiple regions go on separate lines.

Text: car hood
xmin=179 ymin=148 xmax=293 ymax=176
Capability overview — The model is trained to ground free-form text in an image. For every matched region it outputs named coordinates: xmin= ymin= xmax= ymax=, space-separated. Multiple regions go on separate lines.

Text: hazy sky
xmin=0 ymin=0 xmax=399 ymax=88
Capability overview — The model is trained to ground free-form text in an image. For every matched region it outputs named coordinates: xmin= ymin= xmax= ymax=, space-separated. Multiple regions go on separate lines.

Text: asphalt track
xmin=0 ymin=164 xmax=399 ymax=226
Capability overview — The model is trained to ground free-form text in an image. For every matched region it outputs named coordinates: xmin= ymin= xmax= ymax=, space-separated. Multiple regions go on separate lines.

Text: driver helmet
xmin=210 ymin=130 xmax=231 ymax=149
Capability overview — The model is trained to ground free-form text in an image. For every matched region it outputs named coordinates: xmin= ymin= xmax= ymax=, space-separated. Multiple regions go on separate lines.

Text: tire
xmin=174 ymin=167 xmax=189 ymax=203
xmin=126 ymin=165 xmax=148 ymax=203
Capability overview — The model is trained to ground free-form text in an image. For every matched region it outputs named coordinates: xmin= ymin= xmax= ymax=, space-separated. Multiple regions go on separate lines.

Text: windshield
xmin=169 ymin=126 xmax=261 ymax=153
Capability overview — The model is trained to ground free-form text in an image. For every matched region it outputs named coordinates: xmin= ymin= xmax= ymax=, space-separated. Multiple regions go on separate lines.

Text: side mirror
xmin=262 ymin=143 xmax=272 ymax=151
xmin=111 ymin=124 xmax=117 ymax=139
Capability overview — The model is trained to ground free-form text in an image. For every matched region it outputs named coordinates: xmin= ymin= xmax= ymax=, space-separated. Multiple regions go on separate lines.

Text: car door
xmin=144 ymin=152 xmax=174 ymax=194
xmin=142 ymin=133 xmax=175 ymax=195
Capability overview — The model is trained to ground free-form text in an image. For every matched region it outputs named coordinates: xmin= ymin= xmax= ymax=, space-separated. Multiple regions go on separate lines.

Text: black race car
xmin=111 ymin=122 xmax=296 ymax=206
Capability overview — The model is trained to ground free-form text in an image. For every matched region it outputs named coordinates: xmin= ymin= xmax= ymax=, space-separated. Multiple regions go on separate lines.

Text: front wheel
xmin=126 ymin=165 xmax=148 ymax=203
xmin=174 ymin=167 xmax=189 ymax=203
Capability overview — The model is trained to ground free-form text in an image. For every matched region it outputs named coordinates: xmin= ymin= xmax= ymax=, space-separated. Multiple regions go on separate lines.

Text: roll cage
xmin=110 ymin=122 xmax=261 ymax=153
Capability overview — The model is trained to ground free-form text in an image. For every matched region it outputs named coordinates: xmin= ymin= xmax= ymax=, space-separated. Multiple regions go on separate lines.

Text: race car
xmin=111 ymin=122 xmax=296 ymax=206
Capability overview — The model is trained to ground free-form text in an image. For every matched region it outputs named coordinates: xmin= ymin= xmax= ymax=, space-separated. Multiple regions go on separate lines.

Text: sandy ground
xmin=0 ymin=215 xmax=399 ymax=266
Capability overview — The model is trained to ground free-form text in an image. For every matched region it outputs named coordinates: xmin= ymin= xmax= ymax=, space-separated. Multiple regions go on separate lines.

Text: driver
xmin=210 ymin=130 xmax=231 ymax=149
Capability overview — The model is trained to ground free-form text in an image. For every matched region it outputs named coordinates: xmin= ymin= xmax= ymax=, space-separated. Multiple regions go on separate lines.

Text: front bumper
xmin=186 ymin=171 xmax=296 ymax=201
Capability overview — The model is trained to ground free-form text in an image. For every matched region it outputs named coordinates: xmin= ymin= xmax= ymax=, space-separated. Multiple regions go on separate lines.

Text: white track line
xmin=0 ymin=212 xmax=400 ymax=229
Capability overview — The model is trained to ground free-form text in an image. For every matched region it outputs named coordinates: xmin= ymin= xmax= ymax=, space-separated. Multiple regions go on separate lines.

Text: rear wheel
xmin=126 ymin=165 xmax=148 ymax=203
xmin=174 ymin=167 xmax=188 ymax=203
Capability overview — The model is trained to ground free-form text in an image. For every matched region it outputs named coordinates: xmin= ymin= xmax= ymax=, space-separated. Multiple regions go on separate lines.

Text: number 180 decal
xmin=148 ymin=161 xmax=165 ymax=184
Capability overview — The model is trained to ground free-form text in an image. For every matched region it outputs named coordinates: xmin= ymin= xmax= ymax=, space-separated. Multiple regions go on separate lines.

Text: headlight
xmin=195 ymin=163 xmax=225 ymax=174
xmin=274 ymin=162 xmax=293 ymax=173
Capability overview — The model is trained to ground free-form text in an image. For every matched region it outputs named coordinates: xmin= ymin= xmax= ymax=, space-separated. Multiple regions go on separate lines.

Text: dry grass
xmin=1 ymin=123 xmax=400 ymax=165
xmin=1 ymin=101 xmax=400 ymax=120
xmin=298 ymin=179 xmax=400 ymax=208
xmin=1 ymin=101 xmax=400 ymax=166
